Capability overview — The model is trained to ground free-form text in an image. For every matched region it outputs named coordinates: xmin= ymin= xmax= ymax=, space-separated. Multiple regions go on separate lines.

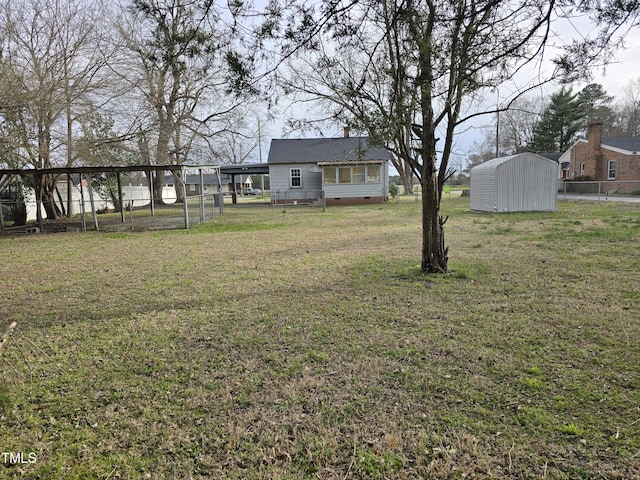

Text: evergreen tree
xmin=530 ymin=88 xmax=585 ymax=152
xmin=578 ymin=83 xmax=614 ymax=125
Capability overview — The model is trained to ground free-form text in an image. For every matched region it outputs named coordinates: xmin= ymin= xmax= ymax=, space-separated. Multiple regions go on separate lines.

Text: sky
xmin=252 ymin=10 xmax=640 ymax=170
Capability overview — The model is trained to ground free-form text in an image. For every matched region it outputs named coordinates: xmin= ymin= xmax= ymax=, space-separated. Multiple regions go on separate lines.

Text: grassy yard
xmin=0 ymin=198 xmax=638 ymax=479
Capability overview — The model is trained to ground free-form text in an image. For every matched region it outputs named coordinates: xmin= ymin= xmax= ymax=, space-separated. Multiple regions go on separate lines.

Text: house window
xmin=338 ymin=167 xmax=351 ymax=183
xmin=580 ymin=163 xmax=585 ymax=176
xmin=367 ymin=165 xmax=381 ymax=183
xmin=290 ymin=168 xmax=302 ymax=188
xmin=324 ymin=167 xmax=337 ymax=184
xmin=352 ymin=166 xmax=365 ymax=184
xmin=189 ymin=184 xmax=196 ymax=192
xmin=607 ymin=160 xmax=617 ymax=180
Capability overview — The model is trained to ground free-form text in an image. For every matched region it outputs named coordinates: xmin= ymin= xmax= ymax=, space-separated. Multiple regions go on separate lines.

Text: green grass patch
xmin=0 ymin=197 xmax=638 ymax=478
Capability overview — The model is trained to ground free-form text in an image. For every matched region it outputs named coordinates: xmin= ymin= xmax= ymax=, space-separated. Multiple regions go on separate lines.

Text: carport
xmin=219 ymin=163 xmax=269 ymax=204
xmin=0 ymin=164 xmax=221 ymax=232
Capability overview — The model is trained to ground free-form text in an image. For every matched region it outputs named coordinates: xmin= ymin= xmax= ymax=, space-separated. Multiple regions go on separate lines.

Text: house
xmin=167 ymin=173 xmax=253 ymax=196
xmin=560 ymin=123 xmax=640 ymax=193
xmin=470 ymin=152 xmax=558 ymax=212
xmin=267 ymin=131 xmax=390 ymax=206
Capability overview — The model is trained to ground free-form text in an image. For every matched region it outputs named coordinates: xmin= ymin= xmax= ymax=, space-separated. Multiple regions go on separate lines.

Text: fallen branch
xmin=0 ymin=322 xmax=17 ymax=350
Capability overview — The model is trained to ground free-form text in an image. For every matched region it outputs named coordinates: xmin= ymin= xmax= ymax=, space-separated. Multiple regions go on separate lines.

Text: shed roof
xmin=267 ymin=137 xmax=389 ymax=164
xmin=472 ymin=153 xmax=556 ymax=172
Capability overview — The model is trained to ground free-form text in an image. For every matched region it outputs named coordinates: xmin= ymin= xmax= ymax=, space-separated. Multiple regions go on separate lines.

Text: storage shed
xmin=470 ymin=153 xmax=558 ymax=213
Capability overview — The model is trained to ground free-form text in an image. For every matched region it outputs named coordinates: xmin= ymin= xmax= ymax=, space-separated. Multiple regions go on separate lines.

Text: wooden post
xmin=148 ymin=170 xmax=155 ymax=217
xmin=34 ymin=173 xmax=44 ymax=232
xmin=0 ymin=191 xmax=5 ymax=231
xmin=79 ymin=174 xmax=87 ymax=232
xmin=85 ymin=174 xmax=99 ymax=231
xmin=0 ymin=322 xmax=17 ymax=350
xmin=180 ymin=167 xmax=189 ymax=229
xmin=215 ymin=167 xmax=224 ymax=215
xmin=199 ymin=168 xmax=205 ymax=222
xmin=117 ymin=172 xmax=125 ymax=223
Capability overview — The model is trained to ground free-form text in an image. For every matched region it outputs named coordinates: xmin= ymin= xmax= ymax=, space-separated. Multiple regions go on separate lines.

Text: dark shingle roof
xmin=267 ymin=137 xmax=389 ymax=164
xmin=538 ymin=152 xmax=561 ymax=162
xmin=602 ymin=136 xmax=640 ymax=153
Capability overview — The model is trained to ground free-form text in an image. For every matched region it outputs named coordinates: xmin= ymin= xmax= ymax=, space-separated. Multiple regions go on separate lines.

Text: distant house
xmin=470 ymin=153 xmax=558 ymax=212
xmin=168 ymin=174 xmax=253 ymax=196
xmin=267 ymin=131 xmax=390 ymax=206
xmin=560 ymin=123 xmax=640 ymax=193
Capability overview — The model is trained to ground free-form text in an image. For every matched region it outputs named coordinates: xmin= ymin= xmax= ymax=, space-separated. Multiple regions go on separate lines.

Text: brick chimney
xmin=588 ymin=122 xmax=603 ymax=179
xmin=344 ymin=126 xmax=350 ymax=138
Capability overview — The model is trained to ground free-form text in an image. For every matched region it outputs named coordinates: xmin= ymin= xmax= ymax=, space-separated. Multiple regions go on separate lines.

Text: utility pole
xmin=495 ymin=89 xmax=500 ymax=158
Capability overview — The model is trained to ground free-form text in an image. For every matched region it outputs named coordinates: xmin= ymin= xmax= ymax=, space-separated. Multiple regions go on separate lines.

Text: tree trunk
xmin=41 ymin=176 xmax=61 ymax=220
xmin=400 ymin=169 xmax=414 ymax=195
xmin=153 ymin=171 xmax=165 ymax=205
xmin=420 ymin=174 xmax=448 ymax=273
xmin=173 ymin=171 xmax=185 ymax=203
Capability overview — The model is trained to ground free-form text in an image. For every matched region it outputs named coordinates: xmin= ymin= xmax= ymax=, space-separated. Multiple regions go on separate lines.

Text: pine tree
xmin=531 ymin=88 xmax=585 ymax=152
xmin=578 ymin=83 xmax=614 ymax=124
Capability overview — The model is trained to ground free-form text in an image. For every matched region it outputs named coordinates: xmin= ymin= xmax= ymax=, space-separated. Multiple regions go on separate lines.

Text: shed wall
xmin=470 ymin=167 xmax=497 ymax=212
xmin=495 ymin=156 xmax=557 ymax=212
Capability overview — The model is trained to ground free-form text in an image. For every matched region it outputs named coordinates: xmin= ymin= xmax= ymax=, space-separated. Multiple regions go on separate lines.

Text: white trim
xmin=607 ymin=160 xmax=617 ymax=180
xmin=601 ymin=144 xmax=640 ymax=155
xmin=290 ymin=168 xmax=302 ymax=188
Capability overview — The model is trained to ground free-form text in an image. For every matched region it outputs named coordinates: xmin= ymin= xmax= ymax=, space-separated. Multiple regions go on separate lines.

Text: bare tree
xmin=265 ymin=0 xmax=559 ymax=272
xmin=500 ymin=96 xmax=542 ymax=154
xmin=616 ymin=77 xmax=640 ymax=137
xmin=0 ymin=0 xmax=111 ymax=219
xmin=114 ymin=0 xmax=245 ymax=204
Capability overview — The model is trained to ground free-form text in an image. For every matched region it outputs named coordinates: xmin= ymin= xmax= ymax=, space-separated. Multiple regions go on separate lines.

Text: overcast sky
xmin=255 ymin=12 xmax=640 ymax=169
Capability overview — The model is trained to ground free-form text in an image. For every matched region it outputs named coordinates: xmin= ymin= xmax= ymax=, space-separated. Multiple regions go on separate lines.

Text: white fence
xmin=2 ymin=185 xmax=177 ymax=223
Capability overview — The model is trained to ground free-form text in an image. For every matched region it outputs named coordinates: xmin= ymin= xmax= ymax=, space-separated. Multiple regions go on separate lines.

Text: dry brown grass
xmin=0 ymin=197 xmax=639 ymax=479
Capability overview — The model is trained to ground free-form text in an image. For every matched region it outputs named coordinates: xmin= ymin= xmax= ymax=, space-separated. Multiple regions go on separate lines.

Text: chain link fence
xmin=0 ymin=188 xmax=225 ymax=234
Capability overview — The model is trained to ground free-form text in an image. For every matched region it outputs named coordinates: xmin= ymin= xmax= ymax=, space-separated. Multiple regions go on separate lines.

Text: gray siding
xmin=269 ymin=163 xmax=322 ymax=201
xmin=324 ymin=182 xmax=385 ymax=198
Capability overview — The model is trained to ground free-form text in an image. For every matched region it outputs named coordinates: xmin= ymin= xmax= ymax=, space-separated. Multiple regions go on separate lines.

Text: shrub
xmin=389 ymin=181 xmax=398 ymax=199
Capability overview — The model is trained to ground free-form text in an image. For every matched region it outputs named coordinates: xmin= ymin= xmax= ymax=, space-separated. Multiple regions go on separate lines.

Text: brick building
xmin=560 ymin=123 xmax=640 ymax=193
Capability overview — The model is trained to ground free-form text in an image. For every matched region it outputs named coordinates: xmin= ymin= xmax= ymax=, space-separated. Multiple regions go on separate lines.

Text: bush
xmin=389 ymin=181 xmax=398 ymax=199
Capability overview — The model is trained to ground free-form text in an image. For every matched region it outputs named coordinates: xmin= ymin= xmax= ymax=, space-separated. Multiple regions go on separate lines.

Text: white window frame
xmin=290 ymin=168 xmax=302 ymax=188
xmin=607 ymin=160 xmax=617 ymax=180
xmin=579 ymin=163 xmax=585 ymax=177
xmin=352 ymin=166 xmax=366 ymax=184
xmin=338 ymin=166 xmax=351 ymax=184
xmin=366 ymin=164 xmax=381 ymax=183
xmin=323 ymin=167 xmax=337 ymax=184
